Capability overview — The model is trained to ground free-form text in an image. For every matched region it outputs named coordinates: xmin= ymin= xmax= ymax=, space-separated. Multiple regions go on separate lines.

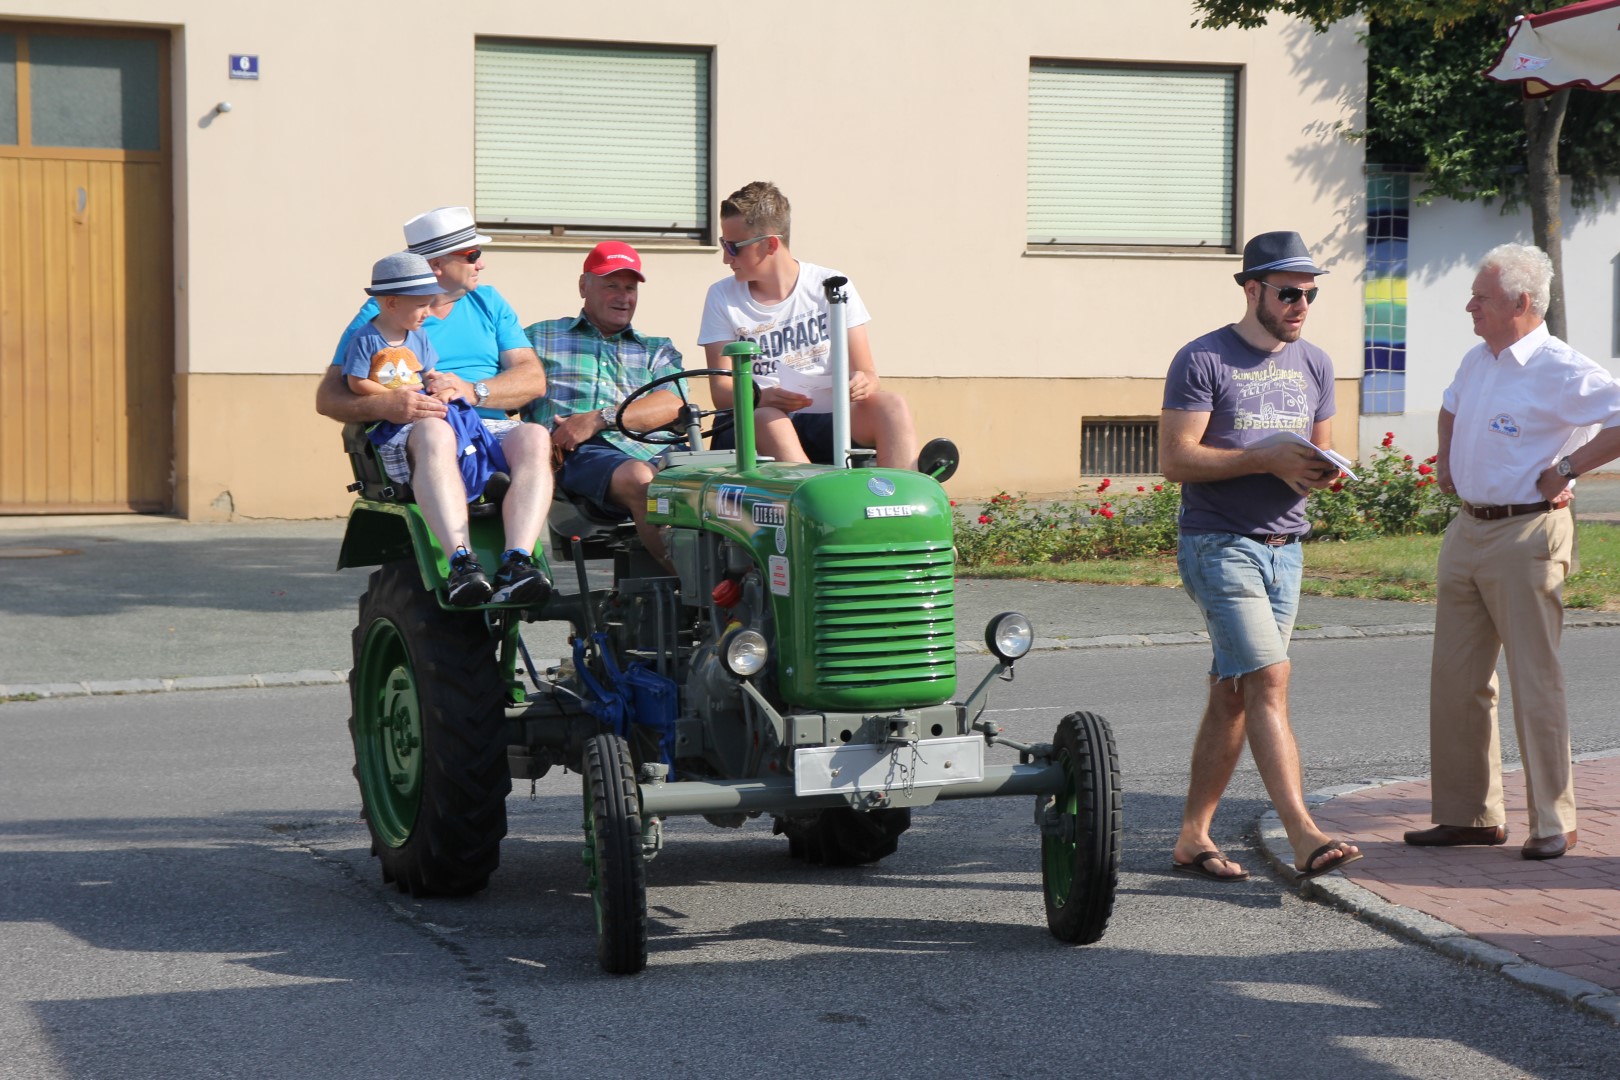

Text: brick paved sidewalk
xmin=1311 ymin=754 xmax=1620 ymax=993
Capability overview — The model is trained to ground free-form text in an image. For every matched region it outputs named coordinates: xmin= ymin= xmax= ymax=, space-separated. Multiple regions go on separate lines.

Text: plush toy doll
xmin=366 ymin=345 xmax=423 ymax=389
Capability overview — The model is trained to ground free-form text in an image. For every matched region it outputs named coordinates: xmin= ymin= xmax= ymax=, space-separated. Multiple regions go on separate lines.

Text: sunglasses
xmin=1258 ymin=281 xmax=1319 ymax=305
xmin=448 ymin=248 xmax=482 ymax=264
xmin=720 ymin=234 xmax=775 ymax=257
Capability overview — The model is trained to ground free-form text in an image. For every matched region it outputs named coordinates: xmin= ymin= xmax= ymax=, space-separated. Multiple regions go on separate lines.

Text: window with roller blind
xmin=474 ymin=39 xmax=711 ymax=242
xmin=1028 ymin=61 xmax=1238 ymax=251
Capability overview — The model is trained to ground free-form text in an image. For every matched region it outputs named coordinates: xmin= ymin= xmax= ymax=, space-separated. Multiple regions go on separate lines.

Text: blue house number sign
xmin=229 ymin=55 xmax=259 ymax=80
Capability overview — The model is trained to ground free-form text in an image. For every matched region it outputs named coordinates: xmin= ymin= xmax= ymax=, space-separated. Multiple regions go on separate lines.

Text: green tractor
xmin=337 ymin=291 xmax=1120 ymax=974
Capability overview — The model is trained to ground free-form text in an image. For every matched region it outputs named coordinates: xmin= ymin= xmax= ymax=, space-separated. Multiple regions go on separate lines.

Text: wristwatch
xmin=473 ymin=381 xmax=490 ymax=408
xmin=1557 ymin=455 xmax=1577 ymax=478
xmin=599 ymin=404 xmax=619 ymax=429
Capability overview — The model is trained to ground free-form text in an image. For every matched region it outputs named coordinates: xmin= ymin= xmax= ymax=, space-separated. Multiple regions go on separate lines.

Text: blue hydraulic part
xmin=572 ymin=634 xmax=680 ymax=778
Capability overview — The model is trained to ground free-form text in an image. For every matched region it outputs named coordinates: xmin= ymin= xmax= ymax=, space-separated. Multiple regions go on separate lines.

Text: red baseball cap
xmin=582 ymin=241 xmax=645 ymax=281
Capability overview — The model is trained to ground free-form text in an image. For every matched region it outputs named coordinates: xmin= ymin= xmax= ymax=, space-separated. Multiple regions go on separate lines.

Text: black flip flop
xmin=1172 ymin=850 xmax=1250 ymax=882
xmin=1295 ymin=840 xmax=1364 ymax=881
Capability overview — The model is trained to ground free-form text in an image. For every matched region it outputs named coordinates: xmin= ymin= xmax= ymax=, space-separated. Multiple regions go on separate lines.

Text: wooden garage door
xmin=0 ymin=24 xmax=172 ymax=513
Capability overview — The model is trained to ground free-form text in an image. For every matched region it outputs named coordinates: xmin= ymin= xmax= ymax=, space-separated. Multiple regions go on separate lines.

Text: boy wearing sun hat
xmin=339 ymin=250 xmax=521 ymax=606
xmin=341 ymin=251 xmax=446 ymax=400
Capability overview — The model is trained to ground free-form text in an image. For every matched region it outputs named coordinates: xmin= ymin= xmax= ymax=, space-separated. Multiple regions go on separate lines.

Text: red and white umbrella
xmin=1486 ymin=0 xmax=1620 ymax=96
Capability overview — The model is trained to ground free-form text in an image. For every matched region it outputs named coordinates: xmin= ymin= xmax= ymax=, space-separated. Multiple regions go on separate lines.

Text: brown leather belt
xmin=1462 ymin=500 xmax=1551 ymax=521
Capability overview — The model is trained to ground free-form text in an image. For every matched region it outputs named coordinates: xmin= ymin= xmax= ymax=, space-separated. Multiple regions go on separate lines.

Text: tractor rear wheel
xmin=1040 ymin=711 xmax=1121 ymax=944
xmin=581 ymin=732 xmax=647 ymax=974
xmin=349 ymin=561 xmax=510 ymax=896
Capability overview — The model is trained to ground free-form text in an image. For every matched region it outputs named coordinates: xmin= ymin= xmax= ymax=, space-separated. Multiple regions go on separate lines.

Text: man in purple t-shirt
xmin=1159 ymin=231 xmax=1362 ymax=885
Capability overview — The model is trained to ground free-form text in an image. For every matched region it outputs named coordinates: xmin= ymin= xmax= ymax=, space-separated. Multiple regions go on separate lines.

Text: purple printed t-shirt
xmin=1162 ymin=325 xmax=1336 ymax=537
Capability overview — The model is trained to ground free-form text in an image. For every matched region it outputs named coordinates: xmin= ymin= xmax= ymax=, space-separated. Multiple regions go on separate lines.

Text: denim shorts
xmin=558 ymin=437 xmax=639 ymax=519
xmin=710 ymin=411 xmax=866 ymax=465
xmin=1176 ymin=531 xmax=1304 ymax=680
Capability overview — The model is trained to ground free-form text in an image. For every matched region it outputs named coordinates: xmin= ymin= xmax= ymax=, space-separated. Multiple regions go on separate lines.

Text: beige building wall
xmin=5 ymin=1 xmax=1366 ymax=519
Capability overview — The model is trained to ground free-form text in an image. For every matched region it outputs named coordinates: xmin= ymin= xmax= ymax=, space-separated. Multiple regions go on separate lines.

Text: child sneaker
xmin=493 ymin=551 xmax=551 ymax=606
xmin=447 ymin=548 xmax=492 ymax=607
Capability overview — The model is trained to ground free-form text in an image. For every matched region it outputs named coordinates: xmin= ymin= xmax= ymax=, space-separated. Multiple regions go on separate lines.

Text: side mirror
xmin=918 ymin=437 xmax=960 ymax=483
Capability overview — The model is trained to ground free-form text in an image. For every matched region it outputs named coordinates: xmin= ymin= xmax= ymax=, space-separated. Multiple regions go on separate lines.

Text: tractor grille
xmin=810 ymin=541 xmax=955 ymax=691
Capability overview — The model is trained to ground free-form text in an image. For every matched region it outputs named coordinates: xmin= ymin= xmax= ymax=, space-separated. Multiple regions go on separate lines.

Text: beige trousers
xmin=1428 ymin=507 xmax=1576 ymax=839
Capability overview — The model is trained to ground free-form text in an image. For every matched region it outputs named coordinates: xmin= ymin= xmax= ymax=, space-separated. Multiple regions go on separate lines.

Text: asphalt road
xmin=5 ymin=629 xmax=1620 ymax=1079
xmin=0 ymin=518 xmax=1448 ymax=687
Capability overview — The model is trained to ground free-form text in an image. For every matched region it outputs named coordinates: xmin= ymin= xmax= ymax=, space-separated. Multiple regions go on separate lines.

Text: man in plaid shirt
xmin=525 ymin=242 xmax=685 ymax=566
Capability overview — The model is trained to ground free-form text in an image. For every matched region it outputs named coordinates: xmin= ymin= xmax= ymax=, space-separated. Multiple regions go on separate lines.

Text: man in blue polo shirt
xmin=316 ymin=206 xmax=553 ymax=606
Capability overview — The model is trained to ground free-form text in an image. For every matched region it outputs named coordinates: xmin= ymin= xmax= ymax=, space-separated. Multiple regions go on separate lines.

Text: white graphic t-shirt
xmin=698 ymin=260 xmax=871 ymax=413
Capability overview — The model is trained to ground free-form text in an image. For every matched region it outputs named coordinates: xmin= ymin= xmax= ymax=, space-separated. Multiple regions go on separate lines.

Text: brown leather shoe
xmin=1522 ymin=830 xmax=1577 ymax=860
xmin=1403 ymin=824 xmax=1508 ymax=847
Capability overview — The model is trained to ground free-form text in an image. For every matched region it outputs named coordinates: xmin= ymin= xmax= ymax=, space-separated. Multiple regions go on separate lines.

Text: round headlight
xmin=722 ymin=627 xmax=770 ymax=676
xmin=985 ymin=611 xmax=1034 ymax=662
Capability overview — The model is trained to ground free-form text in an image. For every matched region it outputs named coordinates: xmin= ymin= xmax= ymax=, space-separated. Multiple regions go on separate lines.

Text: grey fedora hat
xmin=1233 ymin=231 xmax=1329 ymax=284
xmin=365 ymin=251 xmax=446 ymax=296
xmin=403 ymin=205 xmax=491 ymax=260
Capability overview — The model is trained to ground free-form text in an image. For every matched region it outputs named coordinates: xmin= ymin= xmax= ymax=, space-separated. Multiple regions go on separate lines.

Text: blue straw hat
xmin=1233 ymin=231 xmax=1329 ymax=284
xmin=365 ymin=251 xmax=446 ymax=296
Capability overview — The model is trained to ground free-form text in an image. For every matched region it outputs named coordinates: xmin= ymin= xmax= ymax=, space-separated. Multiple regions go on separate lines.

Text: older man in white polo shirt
xmin=1407 ymin=243 xmax=1620 ymax=860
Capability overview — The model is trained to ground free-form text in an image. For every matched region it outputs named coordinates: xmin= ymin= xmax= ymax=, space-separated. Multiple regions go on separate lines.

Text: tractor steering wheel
xmin=614 ymin=367 xmax=736 ymax=447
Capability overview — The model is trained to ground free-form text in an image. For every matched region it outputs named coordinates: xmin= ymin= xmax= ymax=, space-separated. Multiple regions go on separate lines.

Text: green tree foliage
xmin=1192 ymin=1 xmax=1504 ymax=33
xmin=1192 ymin=0 xmax=1620 ymax=204
xmin=1359 ymin=12 xmax=1620 ymax=209
xmin=1192 ymin=0 xmax=1620 ymax=336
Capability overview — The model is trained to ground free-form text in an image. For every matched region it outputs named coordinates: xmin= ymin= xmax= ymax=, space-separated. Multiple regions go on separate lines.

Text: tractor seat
xmin=341 ymin=421 xmax=507 ymax=517
xmin=547 ymin=488 xmax=636 ymax=562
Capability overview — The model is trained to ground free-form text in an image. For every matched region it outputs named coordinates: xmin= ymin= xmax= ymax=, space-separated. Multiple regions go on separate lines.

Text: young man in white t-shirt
xmin=698 ymin=181 xmax=918 ymax=468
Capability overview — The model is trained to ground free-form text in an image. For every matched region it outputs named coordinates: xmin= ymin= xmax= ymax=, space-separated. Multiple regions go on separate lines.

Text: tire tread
xmin=1044 ymin=710 xmax=1121 ymax=944
xmin=348 ymin=562 xmax=510 ymax=897
xmin=584 ymin=733 xmax=648 ymax=974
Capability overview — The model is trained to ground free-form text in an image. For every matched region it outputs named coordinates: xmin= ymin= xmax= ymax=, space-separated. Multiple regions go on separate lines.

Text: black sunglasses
xmin=1259 ymin=281 xmax=1319 ymax=305
xmin=720 ymin=234 xmax=775 ymax=257
xmin=448 ymin=247 xmax=482 ymax=264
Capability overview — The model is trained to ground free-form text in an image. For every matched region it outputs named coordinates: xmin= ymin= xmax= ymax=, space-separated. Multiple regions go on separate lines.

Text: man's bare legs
xmin=751 ymin=396 xmax=919 ymax=469
xmin=497 ymin=422 xmax=553 ymax=555
xmin=754 ymin=407 xmax=810 ymax=463
xmin=849 ymin=392 xmax=917 ymax=469
xmin=1173 ymin=661 xmax=1360 ymax=877
xmin=405 ymin=419 xmax=474 ymax=553
xmin=607 ymin=457 xmax=673 ymax=570
xmin=405 ymin=419 xmax=552 ymax=565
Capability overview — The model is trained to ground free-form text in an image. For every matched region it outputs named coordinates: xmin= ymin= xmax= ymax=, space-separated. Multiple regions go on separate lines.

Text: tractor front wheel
xmin=581 ymin=732 xmax=648 ymax=974
xmin=1040 ymin=711 xmax=1121 ymax=944
xmin=349 ymin=561 xmax=510 ymax=896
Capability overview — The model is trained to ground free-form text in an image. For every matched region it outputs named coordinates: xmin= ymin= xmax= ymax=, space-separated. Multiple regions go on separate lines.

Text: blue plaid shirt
xmin=525 ymin=312 xmax=685 ymax=462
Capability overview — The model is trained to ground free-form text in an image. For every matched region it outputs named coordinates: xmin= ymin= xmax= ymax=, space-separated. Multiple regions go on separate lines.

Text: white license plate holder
xmin=792 ymin=735 xmax=985 ymax=797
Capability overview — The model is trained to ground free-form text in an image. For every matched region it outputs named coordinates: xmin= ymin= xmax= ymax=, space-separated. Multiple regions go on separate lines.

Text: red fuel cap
xmin=711 ymin=578 xmax=743 ymax=609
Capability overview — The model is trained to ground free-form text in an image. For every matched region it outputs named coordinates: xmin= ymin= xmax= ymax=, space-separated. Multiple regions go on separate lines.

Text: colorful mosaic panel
xmin=1365 ymin=172 xmax=1408 ymax=414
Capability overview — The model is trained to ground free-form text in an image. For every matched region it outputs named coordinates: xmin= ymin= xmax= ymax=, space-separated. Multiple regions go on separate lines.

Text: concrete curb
xmin=956 ymin=611 xmax=1620 ymax=654
xmin=1258 ymin=755 xmax=1620 ymax=1027
xmin=7 ymin=613 xmax=1620 ymax=703
xmin=0 ymin=670 xmax=347 ymax=703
